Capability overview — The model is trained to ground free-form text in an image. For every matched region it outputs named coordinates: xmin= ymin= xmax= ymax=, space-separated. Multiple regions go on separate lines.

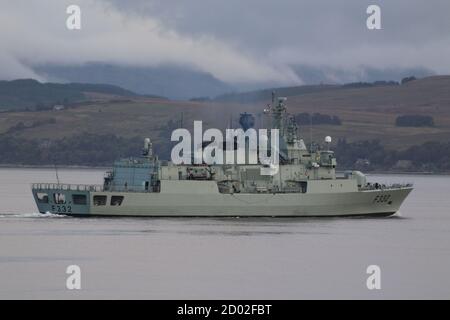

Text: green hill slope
xmin=0 ymin=79 xmax=141 ymax=111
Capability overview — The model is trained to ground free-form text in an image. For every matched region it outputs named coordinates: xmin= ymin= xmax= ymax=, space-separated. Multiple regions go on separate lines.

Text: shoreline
xmin=364 ymin=171 xmax=450 ymax=176
xmin=0 ymin=164 xmax=449 ymax=175
xmin=0 ymin=164 xmax=110 ymax=170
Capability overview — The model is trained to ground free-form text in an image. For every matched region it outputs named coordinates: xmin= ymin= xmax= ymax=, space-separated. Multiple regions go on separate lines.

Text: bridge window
xmin=300 ymin=181 xmax=308 ymax=193
xmin=72 ymin=194 xmax=87 ymax=205
xmin=53 ymin=193 xmax=66 ymax=204
xmin=93 ymin=195 xmax=107 ymax=206
xmin=36 ymin=192 xmax=49 ymax=203
xmin=111 ymin=196 xmax=124 ymax=206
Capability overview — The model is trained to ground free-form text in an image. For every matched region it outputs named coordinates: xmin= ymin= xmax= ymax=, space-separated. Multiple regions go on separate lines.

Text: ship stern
xmin=31 ymin=183 xmax=93 ymax=216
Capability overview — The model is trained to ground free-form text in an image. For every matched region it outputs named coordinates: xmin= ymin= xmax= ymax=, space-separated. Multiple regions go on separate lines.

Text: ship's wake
xmin=0 ymin=212 xmax=68 ymax=218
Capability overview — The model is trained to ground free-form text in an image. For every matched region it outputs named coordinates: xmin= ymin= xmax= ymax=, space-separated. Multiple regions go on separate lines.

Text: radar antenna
xmin=54 ymin=164 xmax=60 ymax=185
xmin=325 ymin=136 xmax=332 ymax=151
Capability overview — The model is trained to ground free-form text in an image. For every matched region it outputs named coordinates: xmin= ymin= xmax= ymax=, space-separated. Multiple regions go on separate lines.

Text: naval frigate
xmin=31 ymin=96 xmax=412 ymax=217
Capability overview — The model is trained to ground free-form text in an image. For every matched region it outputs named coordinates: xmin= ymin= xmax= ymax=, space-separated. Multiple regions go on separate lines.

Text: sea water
xmin=0 ymin=168 xmax=449 ymax=299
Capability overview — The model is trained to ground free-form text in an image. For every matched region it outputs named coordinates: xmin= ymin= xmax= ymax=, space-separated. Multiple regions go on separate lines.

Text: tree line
xmin=293 ymin=113 xmax=342 ymax=125
xmin=335 ymin=139 xmax=450 ymax=172
xmin=1 ymin=133 xmax=450 ymax=172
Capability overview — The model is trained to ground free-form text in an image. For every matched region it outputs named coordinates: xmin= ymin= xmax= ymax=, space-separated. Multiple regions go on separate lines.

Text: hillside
xmin=213 ymin=81 xmax=401 ymax=103
xmin=1 ymin=76 xmax=450 ymax=170
xmin=34 ymin=63 xmax=233 ymax=101
xmin=0 ymin=79 xmax=143 ymax=111
xmin=34 ymin=63 xmax=433 ymax=100
xmin=214 ymin=84 xmax=341 ymax=103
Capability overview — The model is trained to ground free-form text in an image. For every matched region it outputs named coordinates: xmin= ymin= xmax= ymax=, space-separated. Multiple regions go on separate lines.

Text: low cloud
xmin=0 ymin=0 xmax=302 ymax=85
xmin=1 ymin=0 xmax=450 ymax=85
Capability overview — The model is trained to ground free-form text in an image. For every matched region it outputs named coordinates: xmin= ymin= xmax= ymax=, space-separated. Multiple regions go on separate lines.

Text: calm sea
xmin=0 ymin=168 xmax=449 ymax=299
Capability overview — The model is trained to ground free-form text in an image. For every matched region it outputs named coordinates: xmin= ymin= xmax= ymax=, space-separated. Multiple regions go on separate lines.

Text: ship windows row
xmin=93 ymin=195 xmax=124 ymax=206
xmin=36 ymin=192 xmax=124 ymax=206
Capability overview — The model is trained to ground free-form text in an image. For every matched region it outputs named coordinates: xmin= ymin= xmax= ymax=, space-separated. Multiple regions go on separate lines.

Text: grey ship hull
xmin=32 ymin=183 xmax=412 ymax=217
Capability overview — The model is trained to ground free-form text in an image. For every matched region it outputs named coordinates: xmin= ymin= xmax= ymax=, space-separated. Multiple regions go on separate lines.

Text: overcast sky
xmin=1 ymin=0 xmax=450 ymax=85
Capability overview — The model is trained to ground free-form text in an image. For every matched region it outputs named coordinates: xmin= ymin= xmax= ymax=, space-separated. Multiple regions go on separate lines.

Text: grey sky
xmin=1 ymin=0 xmax=450 ymax=85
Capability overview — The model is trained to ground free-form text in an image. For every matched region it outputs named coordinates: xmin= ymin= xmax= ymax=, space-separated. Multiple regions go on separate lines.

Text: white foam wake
xmin=0 ymin=212 xmax=67 ymax=218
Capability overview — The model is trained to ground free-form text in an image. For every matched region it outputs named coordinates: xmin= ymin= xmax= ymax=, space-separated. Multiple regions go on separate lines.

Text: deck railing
xmin=31 ymin=183 xmax=104 ymax=192
xmin=359 ymin=183 xmax=413 ymax=191
xmin=32 ymin=182 xmax=414 ymax=193
xmin=31 ymin=183 xmax=155 ymax=193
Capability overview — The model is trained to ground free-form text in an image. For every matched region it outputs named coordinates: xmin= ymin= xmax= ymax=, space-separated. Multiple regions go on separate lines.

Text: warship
xmin=32 ymin=96 xmax=412 ymax=217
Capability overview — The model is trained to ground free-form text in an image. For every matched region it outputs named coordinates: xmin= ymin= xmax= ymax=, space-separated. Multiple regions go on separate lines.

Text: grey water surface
xmin=0 ymin=168 xmax=449 ymax=299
